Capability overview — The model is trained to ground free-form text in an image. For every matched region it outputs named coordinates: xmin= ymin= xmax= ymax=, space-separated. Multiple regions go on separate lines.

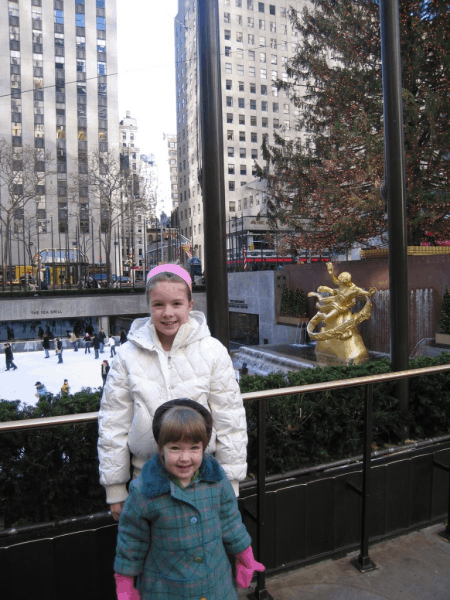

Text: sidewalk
xmin=240 ymin=523 xmax=450 ymax=599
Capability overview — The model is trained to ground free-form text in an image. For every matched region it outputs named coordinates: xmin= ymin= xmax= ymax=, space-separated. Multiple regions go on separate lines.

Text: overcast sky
xmin=116 ymin=0 xmax=179 ymax=154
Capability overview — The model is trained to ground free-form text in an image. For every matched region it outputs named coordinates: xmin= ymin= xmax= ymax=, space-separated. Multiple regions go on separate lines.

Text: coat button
xmin=194 ymin=557 xmax=203 ymax=563
xmin=190 ymin=517 xmax=197 ymax=524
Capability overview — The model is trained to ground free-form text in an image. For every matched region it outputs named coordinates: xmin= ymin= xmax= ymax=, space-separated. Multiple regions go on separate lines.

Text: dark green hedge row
xmin=1 ymin=353 xmax=449 ymax=528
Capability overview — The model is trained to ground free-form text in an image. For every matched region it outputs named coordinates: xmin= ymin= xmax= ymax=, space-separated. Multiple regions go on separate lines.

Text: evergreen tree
xmin=280 ymin=284 xmax=295 ymax=316
xmin=438 ymin=286 xmax=450 ymax=334
xmin=259 ymin=0 xmax=450 ymax=252
xmin=294 ymin=286 xmax=307 ymax=318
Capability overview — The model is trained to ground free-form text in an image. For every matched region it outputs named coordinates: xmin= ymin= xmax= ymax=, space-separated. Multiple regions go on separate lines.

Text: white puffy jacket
xmin=98 ymin=311 xmax=247 ymax=504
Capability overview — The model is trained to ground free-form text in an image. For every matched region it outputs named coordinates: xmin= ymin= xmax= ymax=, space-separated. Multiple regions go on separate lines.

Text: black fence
xmin=1 ymin=364 xmax=450 ymax=600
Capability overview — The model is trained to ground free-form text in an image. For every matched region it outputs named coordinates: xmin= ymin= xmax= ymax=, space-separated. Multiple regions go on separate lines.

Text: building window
xmin=260 ymin=52 xmax=266 ymax=63
xmin=239 ymin=131 xmax=245 ymax=142
xmin=229 ymin=201 xmax=236 ymax=212
xmin=261 ymin=101 xmax=268 ymax=111
xmin=237 ymin=64 xmax=244 ymax=75
xmin=236 ymin=15 xmax=242 ymax=25
xmin=248 ymin=34 xmax=254 ymax=44
xmin=249 ymin=66 xmax=256 ymax=77
xmin=284 ymin=103 xmax=290 ymax=114
xmin=226 ymin=79 xmax=232 ymax=90
xmin=225 ymin=46 xmax=231 ymax=57
xmin=240 ymin=165 xmax=247 ymax=175
xmin=224 ymin=30 xmax=231 ymax=40
xmin=280 ymin=7 xmax=286 ymax=17
xmin=228 ymin=147 xmax=234 ymax=157
xmin=239 ymin=114 xmax=245 ymax=125
xmin=54 ymin=10 xmax=64 ymax=24
xmin=273 ymin=102 xmax=279 ymax=112
xmin=227 ymin=130 xmax=234 ymax=141
xmin=240 ymin=148 xmax=246 ymax=158
xmin=248 ymin=50 xmax=255 ymax=61
xmin=225 ymin=63 xmax=232 ymax=74
xmin=259 ymin=36 xmax=265 ymax=47
xmin=260 ymin=68 xmax=267 ymax=78
xmin=272 ymin=85 xmax=278 ymax=96
xmin=236 ymin=32 xmax=243 ymax=42
xmin=96 ymin=16 xmax=106 ymax=30
xmin=229 ymin=181 xmax=235 ymax=191
xmin=248 ymin=17 xmax=254 ymax=27
xmin=247 ymin=0 xmax=253 ymax=8
xmin=224 ymin=12 xmax=230 ymax=23
xmin=262 ymin=117 xmax=268 ymax=128
xmin=239 ymin=81 xmax=245 ymax=92
xmin=238 ymin=98 xmax=245 ymax=108
xmin=280 ymin=24 xmax=287 ymax=35
xmin=226 ymin=96 xmax=233 ymax=107
xmin=251 ymin=132 xmax=257 ymax=143
xmin=250 ymin=99 xmax=256 ymax=110
xmin=251 ymin=149 xmax=258 ymax=159
xmin=227 ymin=113 xmax=233 ymax=123
xmin=250 ymin=116 xmax=257 ymax=126
xmin=228 ymin=164 xmax=235 ymax=175
xmin=76 ymin=13 xmax=85 ymax=27
xmin=259 ymin=19 xmax=265 ymax=30
xmin=258 ymin=2 xmax=264 ymax=12
xmin=273 ymin=118 xmax=279 ymax=128
xmin=250 ymin=83 xmax=256 ymax=93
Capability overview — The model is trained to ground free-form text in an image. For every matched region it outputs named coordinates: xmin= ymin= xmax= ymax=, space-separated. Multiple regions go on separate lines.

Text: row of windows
xmin=226 ymin=117 xmax=290 ymax=130
xmin=224 ymin=13 xmax=285 ymax=32
xmin=226 ymin=97 xmax=290 ymax=112
xmin=225 ymin=28 xmax=292 ymax=43
xmin=224 ymin=0 xmax=286 ymax=16
xmin=224 ymin=63 xmax=290 ymax=81
xmin=225 ymin=48 xmax=288 ymax=64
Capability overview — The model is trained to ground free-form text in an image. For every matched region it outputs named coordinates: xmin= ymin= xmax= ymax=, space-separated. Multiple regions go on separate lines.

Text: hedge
xmin=1 ymin=353 xmax=449 ymax=528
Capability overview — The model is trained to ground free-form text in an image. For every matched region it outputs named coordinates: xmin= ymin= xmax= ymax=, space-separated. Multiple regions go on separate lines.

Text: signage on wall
xmin=229 ymin=299 xmax=248 ymax=310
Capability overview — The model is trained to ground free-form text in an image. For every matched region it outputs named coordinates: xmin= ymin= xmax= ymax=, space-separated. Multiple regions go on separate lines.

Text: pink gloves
xmin=114 ymin=574 xmax=141 ymax=600
xmin=235 ymin=546 xmax=265 ymax=589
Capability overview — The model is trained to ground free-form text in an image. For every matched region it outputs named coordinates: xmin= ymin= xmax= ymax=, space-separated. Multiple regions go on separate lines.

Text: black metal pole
xmin=198 ymin=0 xmax=229 ymax=349
xmin=379 ymin=0 xmax=409 ymax=414
xmin=350 ymin=383 xmax=376 ymax=573
xmin=248 ymin=397 xmax=273 ymax=600
xmin=51 ymin=215 xmax=55 ymax=291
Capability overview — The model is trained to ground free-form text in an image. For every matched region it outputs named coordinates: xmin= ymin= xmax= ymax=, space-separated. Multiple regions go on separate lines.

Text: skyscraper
xmin=174 ymin=0 xmax=305 ymax=264
xmin=0 ymin=0 xmax=119 ymax=276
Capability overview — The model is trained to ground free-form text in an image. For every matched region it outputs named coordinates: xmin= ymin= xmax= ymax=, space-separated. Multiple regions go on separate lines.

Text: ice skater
xmin=42 ymin=333 xmax=50 ymax=358
xmin=61 ymin=379 xmax=70 ymax=395
xmin=35 ymin=381 xmax=48 ymax=398
xmin=55 ymin=337 xmax=63 ymax=364
xmin=101 ymin=360 xmax=110 ymax=387
xmin=93 ymin=333 xmax=100 ymax=359
xmin=108 ymin=334 xmax=116 ymax=358
xmin=4 ymin=343 xmax=18 ymax=371
xmin=84 ymin=332 xmax=91 ymax=354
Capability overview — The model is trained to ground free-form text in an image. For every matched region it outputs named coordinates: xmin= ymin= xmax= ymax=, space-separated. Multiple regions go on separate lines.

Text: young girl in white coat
xmin=98 ymin=264 xmax=247 ymax=521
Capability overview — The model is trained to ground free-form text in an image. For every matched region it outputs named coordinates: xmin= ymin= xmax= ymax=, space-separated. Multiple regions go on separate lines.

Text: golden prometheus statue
xmin=307 ymin=263 xmax=377 ymax=365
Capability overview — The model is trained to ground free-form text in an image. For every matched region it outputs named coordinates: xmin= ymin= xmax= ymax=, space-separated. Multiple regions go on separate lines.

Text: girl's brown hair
xmin=157 ymin=406 xmax=209 ymax=451
xmin=146 ymin=271 xmax=192 ymax=306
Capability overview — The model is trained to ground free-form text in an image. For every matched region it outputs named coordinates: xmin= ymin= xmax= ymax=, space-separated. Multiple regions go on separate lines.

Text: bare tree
xmin=0 ymin=138 xmax=54 ymax=283
xmin=71 ymin=148 xmax=148 ymax=278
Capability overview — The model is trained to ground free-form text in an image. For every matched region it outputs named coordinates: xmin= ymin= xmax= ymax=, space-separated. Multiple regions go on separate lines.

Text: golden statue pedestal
xmin=315 ymin=329 xmax=369 ymax=366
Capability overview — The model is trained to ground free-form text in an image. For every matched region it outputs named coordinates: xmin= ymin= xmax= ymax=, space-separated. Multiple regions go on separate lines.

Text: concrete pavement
xmin=240 ymin=523 xmax=450 ymax=599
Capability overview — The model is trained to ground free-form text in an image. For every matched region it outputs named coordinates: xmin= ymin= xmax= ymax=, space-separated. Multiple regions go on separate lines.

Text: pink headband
xmin=147 ymin=264 xmax=192 ymax=289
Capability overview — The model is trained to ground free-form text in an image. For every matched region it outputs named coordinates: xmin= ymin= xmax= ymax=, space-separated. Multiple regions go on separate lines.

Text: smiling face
xmin=150 ymin=281 xmax=194 ymax=349
xmin=163 ymin=440 xmax=203 ymax=487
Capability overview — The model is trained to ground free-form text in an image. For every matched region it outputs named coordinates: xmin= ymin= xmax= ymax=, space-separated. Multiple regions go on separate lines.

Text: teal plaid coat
xmin=114 ymin=453 xmax=251 ymax=599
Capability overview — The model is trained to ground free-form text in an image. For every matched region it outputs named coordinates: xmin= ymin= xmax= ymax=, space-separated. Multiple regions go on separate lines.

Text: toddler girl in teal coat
xmin=114 ymin=399 xmax=264 ymax=599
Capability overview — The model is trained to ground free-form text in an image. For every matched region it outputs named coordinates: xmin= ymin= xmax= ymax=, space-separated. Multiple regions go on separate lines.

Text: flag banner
xmin=243 ymin=245 xmax=247 ymax=271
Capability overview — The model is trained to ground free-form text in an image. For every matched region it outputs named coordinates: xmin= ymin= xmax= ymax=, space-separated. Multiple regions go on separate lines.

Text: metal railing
xmin=1 ymin=363 xmax=450 ymax=599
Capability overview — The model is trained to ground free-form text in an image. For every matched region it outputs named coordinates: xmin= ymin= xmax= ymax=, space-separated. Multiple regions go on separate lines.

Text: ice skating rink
xmin=0 ymin=346 xmax=116 ymax=406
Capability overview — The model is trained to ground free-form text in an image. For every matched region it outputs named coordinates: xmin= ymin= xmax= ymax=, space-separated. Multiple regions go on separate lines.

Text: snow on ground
xmin=0 ymin=347 xmax=115 ymax=407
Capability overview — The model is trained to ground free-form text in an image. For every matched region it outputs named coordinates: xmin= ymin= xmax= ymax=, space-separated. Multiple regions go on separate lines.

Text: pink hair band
xmin=147 ymin=264 xmax=192 ymax=289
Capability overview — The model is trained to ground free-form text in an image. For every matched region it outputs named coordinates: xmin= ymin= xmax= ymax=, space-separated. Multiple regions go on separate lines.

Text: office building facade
xmin=174 ymin=0 xmax=306 ymax=264
xmin=0 ymin=0 xmax=119 ymax=276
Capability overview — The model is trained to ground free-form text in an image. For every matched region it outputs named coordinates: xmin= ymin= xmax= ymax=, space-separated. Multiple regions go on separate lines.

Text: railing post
xmin=248 ymin=397 xmax=274 ymax=600
xmin=350 ymin=383 xmax=377 ymax=572
xmin=433 ymin=457 xmax=450 ymax=542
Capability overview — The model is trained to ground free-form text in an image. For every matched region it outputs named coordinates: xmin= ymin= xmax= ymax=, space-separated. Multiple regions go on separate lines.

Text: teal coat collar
xmin=141 ymin=453 xmax=223 ymax=499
